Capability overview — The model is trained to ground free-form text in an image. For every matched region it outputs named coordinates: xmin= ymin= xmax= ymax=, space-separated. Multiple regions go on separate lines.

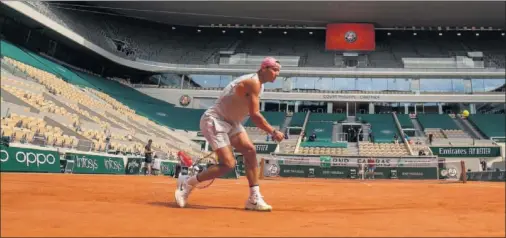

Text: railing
xmin=392 ymin=112 xmax=415 ymax=155
xmin=131 ymin=84 xmax=505 ymax=96
xmin=335 ymin=133 xmax=349 ymax=142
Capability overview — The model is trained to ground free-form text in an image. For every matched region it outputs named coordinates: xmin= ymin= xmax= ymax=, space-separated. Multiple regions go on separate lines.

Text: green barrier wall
xmin=264 ymin=155 xmax=439 ymax=180
xmin=467 ymin=171 xmax=505 ymax=182
xmin=66 ymin=152 xmax=125 ymax=174
xmin=236 ymin=155 xmax=246 ymax=176
xmin=234 ymin=143 xmax=277 ymax=154
xmin=275 ymin=164 xmax=437 ymax=179
xmin=125 ymin=157 xmax=144 ymax=175
xmin=160 ymin=161 xmax=178 ymax=176
xmin=0 ymin=145 xmax=61 ymax=173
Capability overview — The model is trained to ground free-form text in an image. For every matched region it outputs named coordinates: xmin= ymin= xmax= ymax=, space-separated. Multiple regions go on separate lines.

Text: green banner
xmin=66 ymin=153 xmax=125 ymax=174
xmin=273 ymin=164 xmax=437 ymax=179
xmin=430 ymin=146 xmax=501 ymax=157
xmin=0 ymin=145 xmax=60 ymax=173
xmin=231 ymin=143 xmax=277 ymax=155
xmin=235 ymin=155 xmax=246 ymax=176
xmin=395 ymin=167 xmax=438 ymax=179
xmin=467 ymin=171 xmax=505 ymax=182
xmin=320 ymin=156 xmax=332 ymax=168
xmin=232 ymin=155 xmax=264 ymax=177
xmin=125 ymin=157 xmax=144 ymax=175
xmin=253 ymin=143 xmax=277 ymax=154
xmin=273 ymin=155 xmax=437 ymax=168
xmin=160 ymin=161 xmax=178 ymax=176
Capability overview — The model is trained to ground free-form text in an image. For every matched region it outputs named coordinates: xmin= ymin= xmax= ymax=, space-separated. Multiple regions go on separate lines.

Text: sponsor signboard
xmin=0 ymin=145 xmax=60 ymax=173
xmin=430 ymin=147 xmax=501 ymax=157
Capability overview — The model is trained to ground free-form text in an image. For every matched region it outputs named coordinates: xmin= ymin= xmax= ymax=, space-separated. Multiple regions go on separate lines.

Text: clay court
xmin=1 ymin=173 xmax=504 ymax=237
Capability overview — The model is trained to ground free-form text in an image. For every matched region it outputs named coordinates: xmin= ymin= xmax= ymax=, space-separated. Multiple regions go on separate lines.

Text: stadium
xmin=0 ymin=1 xmax=505 ymax=237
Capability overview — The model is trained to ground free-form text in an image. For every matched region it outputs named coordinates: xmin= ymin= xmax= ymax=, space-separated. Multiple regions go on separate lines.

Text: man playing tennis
xmin=175 ymin=57 xmax=285 ymax=211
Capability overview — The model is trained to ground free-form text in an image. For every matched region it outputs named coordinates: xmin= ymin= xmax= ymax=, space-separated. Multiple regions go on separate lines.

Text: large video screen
xmin=325 ymin=23 xmax=376 ymax=51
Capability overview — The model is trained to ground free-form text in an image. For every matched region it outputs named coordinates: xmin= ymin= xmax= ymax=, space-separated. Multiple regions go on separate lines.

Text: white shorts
xmin=200 ymin=113 xmax=245 ymax=151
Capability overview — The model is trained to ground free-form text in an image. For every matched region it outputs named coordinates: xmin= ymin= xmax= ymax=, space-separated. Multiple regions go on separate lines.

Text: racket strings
xmin=189 ymin=152 xmax=218 ymax=189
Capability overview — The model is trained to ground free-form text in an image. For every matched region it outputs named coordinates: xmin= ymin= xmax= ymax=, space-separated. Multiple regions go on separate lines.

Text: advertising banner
xmin=0 ymin=145 xmax=60 ymax=173
xmin=66 ymin=152 xmax=125 ymax=174
xmin=430 ymin=147 xmax=501 ymax=157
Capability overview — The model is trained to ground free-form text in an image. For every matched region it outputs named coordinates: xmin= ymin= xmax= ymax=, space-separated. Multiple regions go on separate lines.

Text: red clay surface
xmin=1 ymin=173 xmax=505 ymax=237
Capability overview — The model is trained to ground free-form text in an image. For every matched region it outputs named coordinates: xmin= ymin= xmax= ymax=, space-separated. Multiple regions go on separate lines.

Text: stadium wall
xmin=0 ymin=143 xmax=179 ymax=176
xmin=3 ymin=1 xmax=505 ymax=78
xmin=138 ymin=88 xmax=505 ymax=107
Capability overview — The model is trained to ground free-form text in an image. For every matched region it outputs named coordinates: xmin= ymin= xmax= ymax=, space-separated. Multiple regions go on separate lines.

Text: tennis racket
xmin=187 ymin=151 xmax=218 ymax=189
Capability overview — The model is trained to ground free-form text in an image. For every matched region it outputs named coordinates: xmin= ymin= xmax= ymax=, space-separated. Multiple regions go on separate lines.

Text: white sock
xmin=187 ymin=175 xmax=200 ymax=186
xmin=249 ymin=185 xmax=260 ymax=197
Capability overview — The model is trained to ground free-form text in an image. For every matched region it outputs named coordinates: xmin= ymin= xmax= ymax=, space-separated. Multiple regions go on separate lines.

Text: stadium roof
xmin=87 ymin=1 xmax=506 ymax=29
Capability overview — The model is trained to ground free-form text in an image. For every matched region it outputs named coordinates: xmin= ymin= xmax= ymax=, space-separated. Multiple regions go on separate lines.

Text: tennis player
xmin=175 ymin=57 xmax=285 ymax=211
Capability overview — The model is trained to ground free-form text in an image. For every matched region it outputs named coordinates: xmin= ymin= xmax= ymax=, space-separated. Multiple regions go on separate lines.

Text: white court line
xmin=362 ymin=182 xmax=373 ymax=187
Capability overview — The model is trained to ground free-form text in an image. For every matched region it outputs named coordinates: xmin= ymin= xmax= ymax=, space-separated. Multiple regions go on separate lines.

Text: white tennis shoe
xmin=174 ymin=178 xmax=194 ymax=208
xmin=245 ymin=194 xmax=272 ymax=212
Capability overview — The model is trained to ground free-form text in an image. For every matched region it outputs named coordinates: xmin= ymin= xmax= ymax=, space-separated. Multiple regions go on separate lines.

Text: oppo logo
xmin=0 ymin=149 xmax=56 ymax=167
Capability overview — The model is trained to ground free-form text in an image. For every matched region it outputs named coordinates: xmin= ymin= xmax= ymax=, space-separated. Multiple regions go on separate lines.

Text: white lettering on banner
xmin=0 ymin=150 xmax=8 ymax=162
xmin=76 ymin=156 xmax=98 ymax=171
xmin=438 ymin=147 xmax=493 ymax=156
xmin=331 ymin=157 xmax=399 ymax=167
xmin=104 ymin=158 xmax=123 ymax=171
xmin=401 ymin=172 xmax=424 ymax=176
xmin=356 ymin=158 xmax=394 ymax=167
xmin=160 ymin=164 xmax=169 ymax=172
xmin=399 ymin=158 xmax=436 ymax=167
xmin=255 ymin=145 xmax=269 ymax=152
xmin=322 ymin=95 xmax=381 ymax=100
xmin=323 ymin=95 xmax=356 ymax=100
xmin=331 ymin=158 xmax=352 ymax=166
xmin=127 ymin=160 xmax=140 ymax=172
xmin=283 ymin=169 xmax=305 ymax=174
xmin=439 ymin=148 xmax=468 ymax=155
xmin=359 ymin=95 xmax=381 ymax=100
xmin=15 ymin=151 xmax=56 ymax=167
xmin=281 ymin=157 xmax=318 ymax=166
xmin=322 ymin=170 xmax=345 ymax=175
xmin=476 ymin=148 xmax=491 ymax=155
xmin=273 ymin=156 xmax=438 ymax=168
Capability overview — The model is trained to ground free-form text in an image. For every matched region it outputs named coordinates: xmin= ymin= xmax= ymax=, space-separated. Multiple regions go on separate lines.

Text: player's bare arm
xmin=237 ymin=78 xmax=284 ymax=141
xmin=236 ymin=79 xmax=272 ymax=132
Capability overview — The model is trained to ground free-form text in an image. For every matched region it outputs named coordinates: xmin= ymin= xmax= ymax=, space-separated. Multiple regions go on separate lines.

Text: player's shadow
xmin=148 ymin=201 xmax=243 ymax=211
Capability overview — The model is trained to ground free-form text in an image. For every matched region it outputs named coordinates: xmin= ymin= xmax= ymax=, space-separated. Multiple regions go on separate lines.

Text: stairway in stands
xmin=411 ymin=118 xmax=426 ymax=137
xmin=348 ymin=142 xmax=360 ymax=155
xmin=456 ymin=116 xmax=485 ymax=139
